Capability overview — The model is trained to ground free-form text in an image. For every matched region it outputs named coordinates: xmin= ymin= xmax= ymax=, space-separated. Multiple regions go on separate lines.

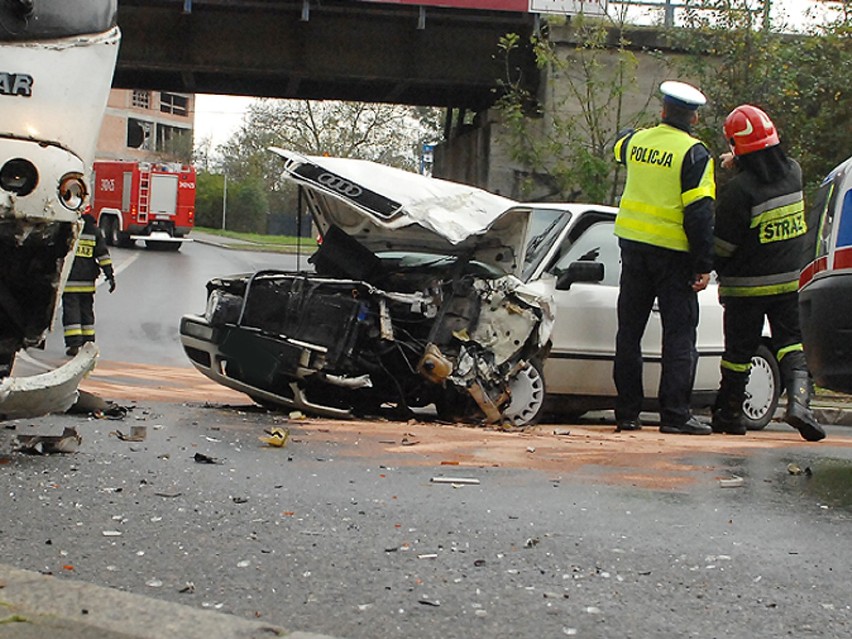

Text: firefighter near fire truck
xmin=1 ymin=0 xmax=119 ymax=418
xmin=62 ymin=209 xmax=115 ymax=357
xmin=712 ymin=104 xmax=825 ymax=442
xmin=91 ymin=160 xmax=196 ymax=251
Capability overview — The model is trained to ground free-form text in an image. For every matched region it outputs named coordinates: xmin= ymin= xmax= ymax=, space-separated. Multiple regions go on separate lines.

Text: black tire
xmin=742 ymin=343 xmax=781 ymax=430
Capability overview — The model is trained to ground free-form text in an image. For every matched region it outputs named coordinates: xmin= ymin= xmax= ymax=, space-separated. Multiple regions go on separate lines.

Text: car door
xmin=539 ymin=216 xmax=666 ymax=399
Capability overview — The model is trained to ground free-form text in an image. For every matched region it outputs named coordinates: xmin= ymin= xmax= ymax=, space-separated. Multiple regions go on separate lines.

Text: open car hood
xmin=270 ymin=148 xmax=529 ymax=276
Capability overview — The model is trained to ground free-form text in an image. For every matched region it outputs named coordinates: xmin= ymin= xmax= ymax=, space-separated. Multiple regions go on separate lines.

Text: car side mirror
xmin=555 ymin=261 xmax=605 ymax=290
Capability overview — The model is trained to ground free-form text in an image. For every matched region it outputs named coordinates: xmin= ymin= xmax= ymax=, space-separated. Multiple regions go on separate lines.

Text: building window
xmin=132 ymin=90 xmax=150 ymax=109
xmin=156 ymin=123 xmax=191 ymax=156
xmin=160 ymin=92 xmax=189 ymax=117
xmin=126 ymin=118 xmax=152 ymax=150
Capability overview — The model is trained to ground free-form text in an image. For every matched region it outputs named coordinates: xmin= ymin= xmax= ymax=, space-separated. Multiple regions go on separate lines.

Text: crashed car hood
xmin=270 ymin=148 xmax=528 ymax=275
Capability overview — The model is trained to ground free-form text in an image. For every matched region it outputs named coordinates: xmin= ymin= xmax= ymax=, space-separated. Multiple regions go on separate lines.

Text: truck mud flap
xmin=0 ymin=343 xmax=98 ymax=420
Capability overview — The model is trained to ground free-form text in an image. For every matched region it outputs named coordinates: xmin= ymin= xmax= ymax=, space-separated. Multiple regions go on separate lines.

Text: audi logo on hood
xmin=317 ymin=172 xmax=363 ymax=198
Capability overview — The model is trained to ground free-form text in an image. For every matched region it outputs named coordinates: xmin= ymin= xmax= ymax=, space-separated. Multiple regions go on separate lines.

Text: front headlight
xmin=205 ymin=289 xmax=243 ymax=325
xmin=58 ymin=173 xmax=87 ymax=210
xmin=182 ymin=319 xmax=215 ymax=342
xmin=0 ymin=158 xmax=38 ymax=196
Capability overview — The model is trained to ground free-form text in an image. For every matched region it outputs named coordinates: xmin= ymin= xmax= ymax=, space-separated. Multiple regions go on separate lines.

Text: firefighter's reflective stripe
xmin=75 ymin=237 xmax=96 ymax=259
xmin=721 ymin=359 xmax=752 ymax=373
xmin=718 ymin=269 xmax=801 ymax=297
xmin=98 ymin=256 xmax=112 ymax=267
xmin=614 ymin=124 xmax=714 ymax=252
xmin=65 ymin=281 xmax=97 ymax=293
xmin=777 ymin=342 xmax=804 ymax=361
xmin=64 ymin=326 xmax=83 ymax=338
xmin=749 ymin=191 xmax=807 ymax=244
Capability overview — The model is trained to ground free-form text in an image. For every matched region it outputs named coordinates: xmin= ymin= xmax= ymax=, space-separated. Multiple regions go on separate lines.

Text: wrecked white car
xmin=180 ymin=149 xmax=553 ymax=426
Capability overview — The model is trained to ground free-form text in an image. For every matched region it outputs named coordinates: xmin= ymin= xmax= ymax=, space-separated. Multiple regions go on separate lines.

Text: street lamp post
xmin=221 ymin=173 xmax=227 ymax=230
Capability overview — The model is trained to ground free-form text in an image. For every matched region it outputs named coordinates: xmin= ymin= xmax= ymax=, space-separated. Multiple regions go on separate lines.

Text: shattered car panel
xmin=181 ymin=152 xmax=552 ymax=426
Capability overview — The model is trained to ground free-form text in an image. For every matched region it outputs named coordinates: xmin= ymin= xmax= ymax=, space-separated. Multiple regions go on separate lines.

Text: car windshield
xmin=522 ymin=208 xmax=571 ymax=281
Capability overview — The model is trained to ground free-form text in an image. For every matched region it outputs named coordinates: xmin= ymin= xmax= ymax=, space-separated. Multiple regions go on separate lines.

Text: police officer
xmin=712 ymin=105 xmax=825 ymax=441
xmin=62 ymin=207 xmax=116 ymax=356
xmin=612 ymin=81 xmax=715 ymax=435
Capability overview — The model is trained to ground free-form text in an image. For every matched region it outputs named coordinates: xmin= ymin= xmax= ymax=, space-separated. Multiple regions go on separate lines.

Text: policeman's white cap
xmin=660 ymin=80 xmax=707 ymax=110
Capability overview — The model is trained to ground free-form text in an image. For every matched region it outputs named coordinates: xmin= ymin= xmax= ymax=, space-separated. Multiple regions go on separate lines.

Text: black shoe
xmin=711 ymin=413 xmax=747 ymax=436
xmin=660 ymin=416 xmax=712 ymax=435
xmin=616 ymin=419 xmax=642 ymax=432
xmin=65 ymin=346 xmax=79 ymax=356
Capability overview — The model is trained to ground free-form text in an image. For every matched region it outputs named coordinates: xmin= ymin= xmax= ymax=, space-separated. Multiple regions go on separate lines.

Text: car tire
xmin=503 ymin=358 xmax=546 ymax=427
xmin=742 ymin=343 xmax=781 ymax=430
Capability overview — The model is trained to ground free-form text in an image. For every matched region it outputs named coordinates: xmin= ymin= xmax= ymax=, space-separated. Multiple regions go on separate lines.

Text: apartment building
xmin=96 ymin=88 xmax=194 ymax=162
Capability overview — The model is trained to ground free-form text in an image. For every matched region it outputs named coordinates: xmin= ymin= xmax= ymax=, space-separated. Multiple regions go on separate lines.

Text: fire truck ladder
xmin=138 ymin=170 xmax=150 ymax=223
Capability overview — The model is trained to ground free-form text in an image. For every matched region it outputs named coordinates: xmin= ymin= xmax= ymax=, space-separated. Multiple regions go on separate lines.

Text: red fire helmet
xmin=723 ymin=104 xmax=780 ymax=156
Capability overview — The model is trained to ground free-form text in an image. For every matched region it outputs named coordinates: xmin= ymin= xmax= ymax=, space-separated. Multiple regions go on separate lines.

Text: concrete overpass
xmin=113 ymin=0 xmax=540 ymax=111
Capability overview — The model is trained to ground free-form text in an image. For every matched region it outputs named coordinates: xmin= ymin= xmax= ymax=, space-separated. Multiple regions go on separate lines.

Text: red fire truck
xmin=91 ymin=160 xmax=196 ymax=251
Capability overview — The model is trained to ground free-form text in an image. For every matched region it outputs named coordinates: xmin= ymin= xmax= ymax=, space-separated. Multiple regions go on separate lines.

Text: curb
xmin=813 ymin=405 xmax=852 ymax=427
xmin=0 ymin=564 xmax=339 ymax=639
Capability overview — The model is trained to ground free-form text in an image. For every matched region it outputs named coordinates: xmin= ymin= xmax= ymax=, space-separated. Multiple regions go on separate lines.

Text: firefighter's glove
xmin=108 ymin=277 xmax=116 ymax=293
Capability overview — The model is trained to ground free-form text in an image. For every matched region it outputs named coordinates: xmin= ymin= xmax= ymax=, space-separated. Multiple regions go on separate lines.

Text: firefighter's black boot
xmin=784 ymin=371 xmax=826 ymax=442
xmin=712 ymin=369 xmax=748 ymax=435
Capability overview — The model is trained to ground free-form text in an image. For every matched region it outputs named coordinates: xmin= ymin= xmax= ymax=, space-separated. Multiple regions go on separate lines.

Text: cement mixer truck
xmin=0 ymin=0 xmax=120 ymax=418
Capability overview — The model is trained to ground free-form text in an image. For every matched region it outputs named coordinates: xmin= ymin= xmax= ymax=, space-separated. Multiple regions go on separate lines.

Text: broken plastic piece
xmin=259 ymin=427 xmax=290 ymax=447
xmin=110 ymin=426 xmax=147 ymax=442
xmin=0 ymin=343 xmax=98 ymax=421
xmin=193 ymin=452 xmax=220 ymax=464
xmin=14 ymin=427 xmax=81 ymax=454
xmin=430 ymin=476 xmax=480 ymax=485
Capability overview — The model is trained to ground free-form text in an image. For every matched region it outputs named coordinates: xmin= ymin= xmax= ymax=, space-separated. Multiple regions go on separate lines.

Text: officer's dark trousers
xmin=62 ymin=291 xmax=96 ymax=348
xmin=614 ymin=241 xmax=698 ymax=427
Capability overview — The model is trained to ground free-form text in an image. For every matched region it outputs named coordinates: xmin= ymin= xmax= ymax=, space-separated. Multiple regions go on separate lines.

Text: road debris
xmin=259 ymin=427 xmax=290 ymax=447
xmin=718 ymin=476 xmax=745 ymax=488
xmin=109 ymin=426 xmax=147 ymax=442
xmin=193 ymin=452 xmax=221 ymax=464
xmin=418 ymin=598 xmax=441 ymax=607
xmin=430 ymin=476 xmax=480 ymax=485
xmin=787 ymin=463 xmax=812 ymax=476
xmin=68 ymin=389 xmax=130 ymax=419
xmin=14 ymin=427 xmax=81 ymax=454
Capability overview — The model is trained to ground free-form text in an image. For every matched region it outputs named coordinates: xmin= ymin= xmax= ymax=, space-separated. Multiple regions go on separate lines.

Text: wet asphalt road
xmin=2 ymin=402 xmax=851 ymax=639
xmin=4 ymin=239 xmax=852 ymax=638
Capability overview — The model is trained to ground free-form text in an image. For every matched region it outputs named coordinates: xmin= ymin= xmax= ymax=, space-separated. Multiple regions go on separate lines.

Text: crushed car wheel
xmin=743 ymin=343 xmax=781 ymax=430
xmin=503 ymin=359 xmax=546 ymax=427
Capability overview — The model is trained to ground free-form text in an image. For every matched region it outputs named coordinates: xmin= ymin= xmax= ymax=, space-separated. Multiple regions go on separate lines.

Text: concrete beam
xmin=114 ymin=0 xmax=538 ymax=110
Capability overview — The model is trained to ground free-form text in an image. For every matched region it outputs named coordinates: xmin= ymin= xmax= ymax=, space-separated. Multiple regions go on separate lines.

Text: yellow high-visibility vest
xmin=614 ymin=124 xmax=715 ymax=252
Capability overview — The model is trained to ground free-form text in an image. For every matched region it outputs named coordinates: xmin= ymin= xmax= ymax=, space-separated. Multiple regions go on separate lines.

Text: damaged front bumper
xmin=180 ymin=269 xmax=552 ymax=425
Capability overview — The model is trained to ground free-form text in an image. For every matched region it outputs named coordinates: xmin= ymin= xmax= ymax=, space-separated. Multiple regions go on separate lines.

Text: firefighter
xmin=712 ymin=105 xmax=825 ymax=441
xmin=612 ymin=80 xmax=715 ymax=435
xmin=62 ymin=207 xmax=116 ymax=356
